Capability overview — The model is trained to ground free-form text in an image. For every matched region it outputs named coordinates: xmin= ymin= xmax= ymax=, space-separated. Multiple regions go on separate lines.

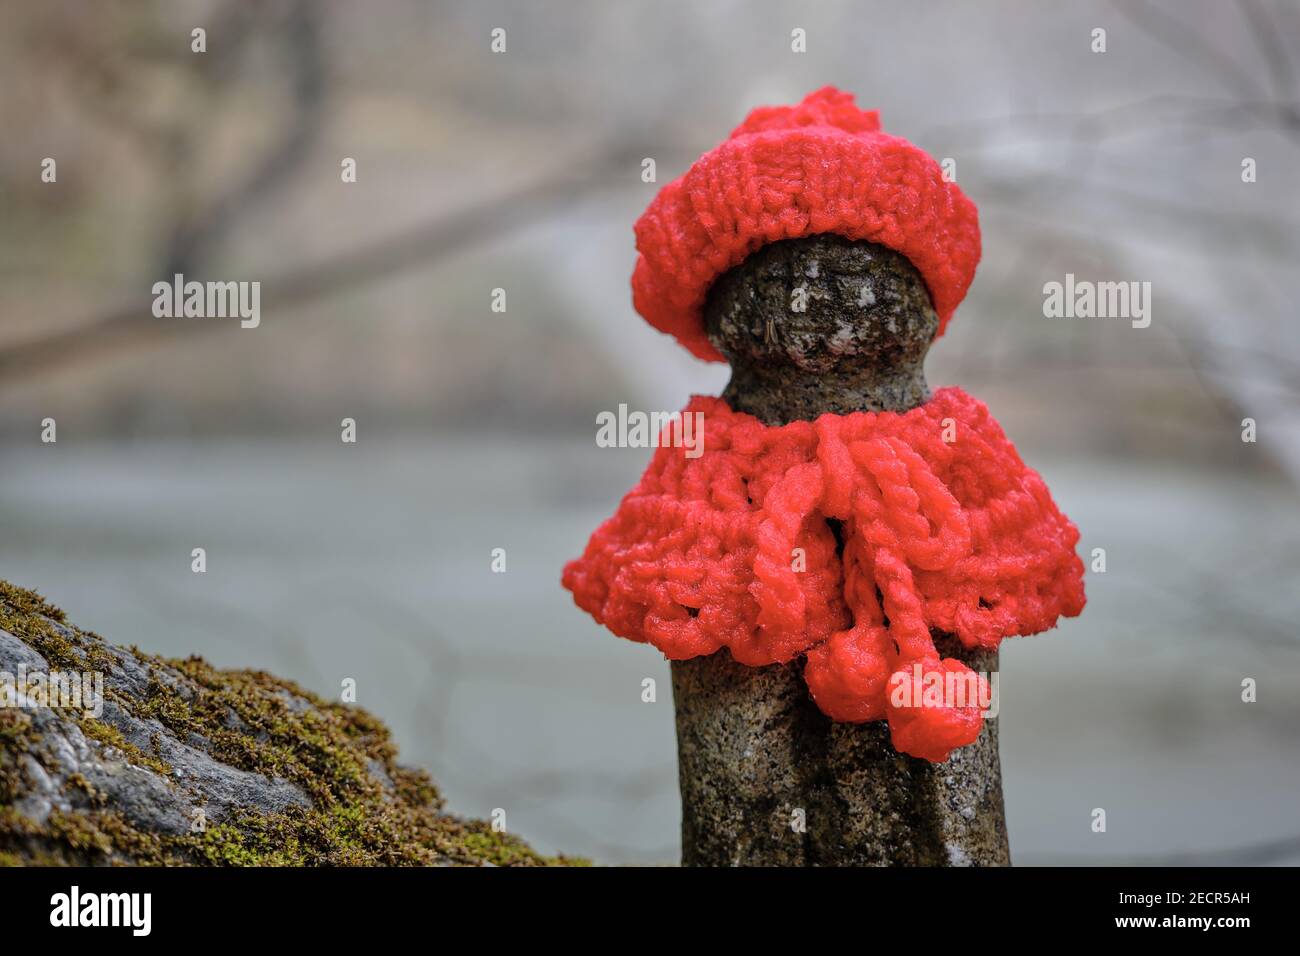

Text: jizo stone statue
xmin=563 ymin=88 xmax=1086 ymax=866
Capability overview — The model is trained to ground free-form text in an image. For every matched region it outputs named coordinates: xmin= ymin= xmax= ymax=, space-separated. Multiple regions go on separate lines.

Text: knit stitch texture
xmin=631 ymin=87 xmax=981 ymax=362
xmin=563 ymin=389 xmax=1085 ymax=761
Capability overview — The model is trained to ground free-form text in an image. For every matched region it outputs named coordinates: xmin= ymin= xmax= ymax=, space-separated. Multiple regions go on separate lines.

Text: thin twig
xmin=0 ymin=145 xmax=648 ymax=389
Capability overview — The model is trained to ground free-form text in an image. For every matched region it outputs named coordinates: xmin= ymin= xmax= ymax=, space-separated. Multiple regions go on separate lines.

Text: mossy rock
xmin=0 ymin=579 xmax=581 ymax=867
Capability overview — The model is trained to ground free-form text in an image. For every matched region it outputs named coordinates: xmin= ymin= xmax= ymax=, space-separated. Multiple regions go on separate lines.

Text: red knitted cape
xmin=563 ymin=388 xmax=1086 ymax=762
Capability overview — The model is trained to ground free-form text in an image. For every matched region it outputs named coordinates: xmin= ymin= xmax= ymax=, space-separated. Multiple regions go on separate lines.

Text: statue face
xmin=704 ymin=235 xmax=938 ymax=376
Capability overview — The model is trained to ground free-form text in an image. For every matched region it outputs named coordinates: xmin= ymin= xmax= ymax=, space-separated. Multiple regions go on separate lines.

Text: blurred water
xmin=2 ymin=437 xmax=1298 ymax=865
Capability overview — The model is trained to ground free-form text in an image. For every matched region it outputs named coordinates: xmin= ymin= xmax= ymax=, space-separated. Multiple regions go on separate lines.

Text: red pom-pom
xmin=886 ymin=659 xmax=988 ymax=762
xmin=804 ymin=625 xmax=890 ymax=723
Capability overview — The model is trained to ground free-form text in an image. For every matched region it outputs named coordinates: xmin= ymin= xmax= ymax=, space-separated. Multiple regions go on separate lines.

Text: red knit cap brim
xmin=631 ymin=87 xmax=981 ymax=362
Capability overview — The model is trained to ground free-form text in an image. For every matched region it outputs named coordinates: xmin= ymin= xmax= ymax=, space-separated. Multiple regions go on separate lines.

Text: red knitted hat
xmin=631 ymin=86 xmax=981 ymax=362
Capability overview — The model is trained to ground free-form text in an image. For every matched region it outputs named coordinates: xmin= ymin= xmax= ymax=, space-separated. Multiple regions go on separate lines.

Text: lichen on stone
xmin=0 ymin=579 xmax=582 ymax=867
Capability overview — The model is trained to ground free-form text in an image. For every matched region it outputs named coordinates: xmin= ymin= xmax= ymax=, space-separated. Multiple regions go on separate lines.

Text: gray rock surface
xmin=0 ymin=579 xmax=572 ymax=866
xmin=3 ymin=622 xmax=307 ymax=838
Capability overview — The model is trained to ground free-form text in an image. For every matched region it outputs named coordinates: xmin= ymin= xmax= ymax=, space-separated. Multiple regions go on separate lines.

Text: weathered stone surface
xmin=704 ymin=236 xmax=939 ymax=424
xmin=0 ymin=579 xmax=576 ymax=866
xmin=674 ymin=233 xmax=1010 ymax=867
xmin=673 ymin=645 xmax=1008 ymax=866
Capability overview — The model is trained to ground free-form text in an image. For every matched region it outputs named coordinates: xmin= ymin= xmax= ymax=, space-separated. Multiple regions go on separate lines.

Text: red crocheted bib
xmin=563 ymin=388 xmax=1086 ymax=762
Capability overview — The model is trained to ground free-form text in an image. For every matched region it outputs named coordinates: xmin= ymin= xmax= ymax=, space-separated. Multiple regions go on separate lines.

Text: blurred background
xmin=2 ymin=0 xmax=1298 ymax=864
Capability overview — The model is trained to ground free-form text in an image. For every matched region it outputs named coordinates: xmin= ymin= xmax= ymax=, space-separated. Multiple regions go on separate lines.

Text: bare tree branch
xmin=1110 ymin=0 xmax=1266 ymax=102
xmin=0 ymin=145 xmax=650 ymax=389
xmin=1238 ymin=0 xmax=1297 ymax=99
xmin=163 ymin=0 xmax=326 ymax=275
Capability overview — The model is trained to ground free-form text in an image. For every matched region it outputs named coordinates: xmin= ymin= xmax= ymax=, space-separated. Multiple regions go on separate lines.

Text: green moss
xmin=0 ymin=582 xmax=114 ymax=676
xmin=0 ymin=579 xmax=585 ymax=867
xmin=0 ymin=711 xmax=34 ymax=807
xmin=0 ymin=710 xmax=31 ymax=744
xmin=76 ymin=717 xmax=172 ymax=776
